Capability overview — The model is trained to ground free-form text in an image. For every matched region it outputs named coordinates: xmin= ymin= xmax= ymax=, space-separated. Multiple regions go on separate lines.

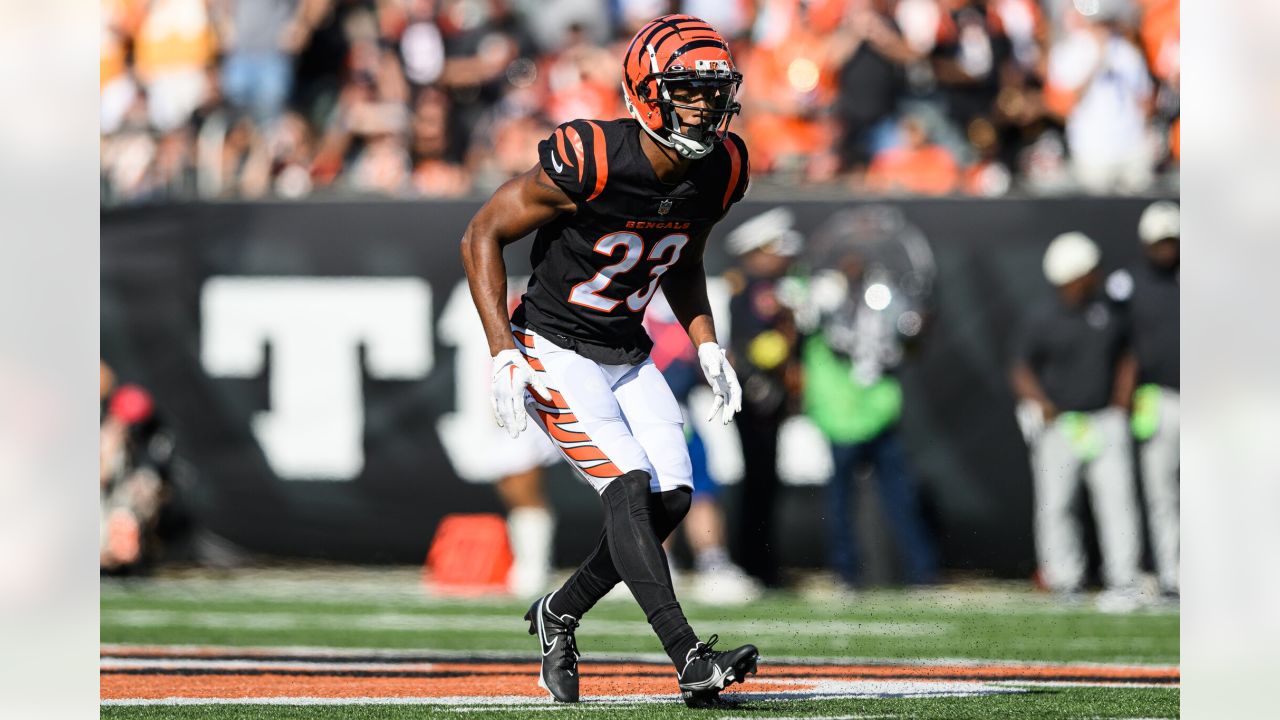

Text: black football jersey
xmin=512 ymin=118 xmax=750 ymax=364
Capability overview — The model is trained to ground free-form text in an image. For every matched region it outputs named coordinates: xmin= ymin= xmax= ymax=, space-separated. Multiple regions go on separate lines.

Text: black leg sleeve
xmin=551 ymin=486 xmax=691 ymax=619
xmin=550 ymin=474 xmax=696 ymax=667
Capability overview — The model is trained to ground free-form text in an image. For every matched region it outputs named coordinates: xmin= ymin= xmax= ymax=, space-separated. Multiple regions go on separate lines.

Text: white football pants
xmin=1139 ymin=387 xmax=1180 ymax=592
xmin=512 ymin=325 xmax=693 ymax=495
xmin=1031 ymin=407 xmax=1142 ymax=592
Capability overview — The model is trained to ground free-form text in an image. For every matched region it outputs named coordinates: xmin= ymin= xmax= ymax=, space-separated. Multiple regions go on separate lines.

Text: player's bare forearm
xmin=1111 ymin=352 xmax=1138 ymax=411
xmin=663 ymin=256 xmax=718 ymax=348
xmin=460 ymin=226 xmax=516 ymax=355
xmin=460 ymin=164 xmax=576 ymax=355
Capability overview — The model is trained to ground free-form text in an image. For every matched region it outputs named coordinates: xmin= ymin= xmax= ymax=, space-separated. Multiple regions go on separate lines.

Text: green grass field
xmin=100 ymin=567 xmax=1179 ymax=719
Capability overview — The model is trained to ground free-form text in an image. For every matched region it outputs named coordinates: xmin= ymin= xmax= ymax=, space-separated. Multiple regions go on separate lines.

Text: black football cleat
xmin=676 ymin=634 xmax=759 ymax=708
xmin=524 ymin=591 xmax=580 ymax=702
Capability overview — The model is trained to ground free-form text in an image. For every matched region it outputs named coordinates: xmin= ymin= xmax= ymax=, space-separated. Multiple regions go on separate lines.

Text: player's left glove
xmin=698 ymin=342 xmax=742 ymax=425
xmin=491 ymin=349 xmax=551 ymax=439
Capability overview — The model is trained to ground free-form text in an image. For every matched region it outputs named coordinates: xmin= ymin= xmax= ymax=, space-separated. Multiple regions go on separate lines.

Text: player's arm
xmin=663 ymin=234 xmax=742 ymax=424
xmin=661 ymin=234 xmax=718 ymax=348
xmin=459 ymin=163 xmax=576 ymax=355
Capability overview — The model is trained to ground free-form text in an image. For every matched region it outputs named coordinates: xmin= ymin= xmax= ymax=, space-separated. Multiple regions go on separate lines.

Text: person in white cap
xmin=1106 ymin=201 xmax=1179 ymax=598
xmin=1010 ymin=231 xmax=1145 ymax=612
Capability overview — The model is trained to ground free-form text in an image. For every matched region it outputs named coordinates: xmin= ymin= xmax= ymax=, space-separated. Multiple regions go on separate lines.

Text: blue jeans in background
xmin=825 ymin=427 xmax=938 ymax=586
xmin=222 ymin=52 xmax=292 ymax=126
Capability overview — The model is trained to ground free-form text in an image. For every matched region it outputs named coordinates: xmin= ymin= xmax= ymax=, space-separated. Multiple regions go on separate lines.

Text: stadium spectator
xmin=214 ymin=0 xmax=310 ymax=128
xmin=133 ymin=0 xmax=220 ymax=133
xmin=435 ymin=0 xmax=524 ymax=162
xmin=1106 ymin=201 xmax=1180 ymax=598
xmin=802 ymin=247 xmax=939 ymax=588
xmin=829 ymin=0 xmax=919 ymax=178
xmin=865 ymin=114 xmax=961 ymax=195
xmin=1010 ymin=232 xmax=1145 ymax=612
xmin=1044 ymin=2 xmax=1154 ymax=193
xmin=930 ymin=0 xmax=1014 ymax=135
xmin=961 ymin=115 xmax=1012 ymax=196
xmin=396 ymin=0 xmax=448 ymax=91
xmin=271 ymin=111 xmax=319 ymax=197
xmin=409 ymin=87 xmax=472 ymax=195
xmin=724 ymin=208 xmax=804 ymax=588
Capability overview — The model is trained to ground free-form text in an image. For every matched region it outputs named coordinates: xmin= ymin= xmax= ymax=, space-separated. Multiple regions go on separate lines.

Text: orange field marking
xmin=100 ymin=647 xmax=1180 ymax=703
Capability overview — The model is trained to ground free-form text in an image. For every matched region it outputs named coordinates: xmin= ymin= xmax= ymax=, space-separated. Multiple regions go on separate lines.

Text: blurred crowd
xmin=101 ymin=0 xmax=1179 ymax=205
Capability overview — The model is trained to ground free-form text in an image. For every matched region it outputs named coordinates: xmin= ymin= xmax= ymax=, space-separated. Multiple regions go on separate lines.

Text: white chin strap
xmin=669 ymin=132 xmax=714 ymax=159
xmin=623 ymin=82 xmax=715 ymax=160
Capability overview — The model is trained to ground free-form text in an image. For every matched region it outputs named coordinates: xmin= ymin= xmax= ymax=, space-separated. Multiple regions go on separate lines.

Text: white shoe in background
xmin=507 ymin=506 xmax=554 ymax=599
xmin=1095 ymin=586 xmax=1150 ymax=614
xmin=692 ymin=563 xmax=763 ymax=606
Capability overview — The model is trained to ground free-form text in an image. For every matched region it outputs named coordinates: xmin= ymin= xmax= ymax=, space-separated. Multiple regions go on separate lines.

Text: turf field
xmin=101 ymin=567 xmax=1179 ymax=718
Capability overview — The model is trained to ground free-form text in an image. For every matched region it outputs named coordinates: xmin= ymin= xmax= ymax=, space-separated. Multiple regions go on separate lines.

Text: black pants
xmin=732 ymin=397 xmax=786 ymax=587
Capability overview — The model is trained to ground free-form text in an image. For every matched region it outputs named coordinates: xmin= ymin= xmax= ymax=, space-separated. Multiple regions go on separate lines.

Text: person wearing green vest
xmin=802 ymin=251 xmax=938 ymax=588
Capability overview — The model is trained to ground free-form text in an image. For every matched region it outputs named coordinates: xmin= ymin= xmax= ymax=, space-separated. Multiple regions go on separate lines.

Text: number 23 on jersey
xmin=568 ymin=232 xmax=688 ymax=314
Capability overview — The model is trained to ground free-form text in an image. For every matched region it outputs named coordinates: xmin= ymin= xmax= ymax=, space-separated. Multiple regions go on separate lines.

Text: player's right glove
xmin=698 ymin=342 xmax=743 ymax=425
xmin=491 ymin=349 xmax=551 ymax=439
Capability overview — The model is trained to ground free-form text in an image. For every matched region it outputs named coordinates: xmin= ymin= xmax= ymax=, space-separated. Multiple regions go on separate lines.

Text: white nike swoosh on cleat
xmin=536 ymin=599 xmax=558 ymax=656
xmin=550 ymin=151 xmax=564 ymax=174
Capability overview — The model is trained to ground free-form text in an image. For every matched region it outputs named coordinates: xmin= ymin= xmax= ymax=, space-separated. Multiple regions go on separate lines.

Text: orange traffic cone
xmin=423 ymin=513 xmax=513 ymax=596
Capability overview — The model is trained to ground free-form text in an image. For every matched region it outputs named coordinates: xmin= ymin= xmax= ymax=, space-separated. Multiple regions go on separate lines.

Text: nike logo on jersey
xmin=550 ymin=150 xmax=564 ymax=174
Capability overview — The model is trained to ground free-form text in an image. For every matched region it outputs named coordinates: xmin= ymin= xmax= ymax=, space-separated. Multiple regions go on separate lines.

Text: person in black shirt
xmin=723 ymin=207 xmax=803 ymax=589
xmin=1010 ymin=231 xmax=1144 ymax=611
xmin=832 ymin=1 xmax=918 ymax=173
xmin=1107 ymin=201 xmax=1180 ymax=598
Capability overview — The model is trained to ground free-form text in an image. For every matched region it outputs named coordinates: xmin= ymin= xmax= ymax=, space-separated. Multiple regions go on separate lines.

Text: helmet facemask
xmin=627 ymin=49 xmax=742 ymax=159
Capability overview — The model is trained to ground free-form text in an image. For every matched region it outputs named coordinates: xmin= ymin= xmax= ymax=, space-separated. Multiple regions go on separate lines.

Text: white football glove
xmin=491 ymin=349 xmax=551 ymax=439
xmin=697 ymin=342 xmax=742 ymax=425
xmin=1015 ymin=399 xmax=1047 ymax=445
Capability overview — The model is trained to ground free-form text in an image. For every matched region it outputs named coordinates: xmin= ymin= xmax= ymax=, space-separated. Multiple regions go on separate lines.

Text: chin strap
xmin=669 ymin=132 xmax=713 ymax=159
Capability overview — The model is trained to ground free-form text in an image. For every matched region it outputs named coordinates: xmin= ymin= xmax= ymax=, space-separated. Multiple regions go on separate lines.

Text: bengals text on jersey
xmin=512 ymin=117 xmax=749 ymax=365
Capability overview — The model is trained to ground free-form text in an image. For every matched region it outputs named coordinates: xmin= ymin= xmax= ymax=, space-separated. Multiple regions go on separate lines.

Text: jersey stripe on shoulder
xmin=553 ymin=127 xmax=574 ymax=169
xmin=584 ymin=120 xmax=609 ymax=202
xmin=565 ymin=125 xmax=586 ymax=184
xmin=722 ymin=135 xmax=743 ymax=210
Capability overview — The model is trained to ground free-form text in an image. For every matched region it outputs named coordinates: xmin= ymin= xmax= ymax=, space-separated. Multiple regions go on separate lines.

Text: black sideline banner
xmin=102 ymin=197 xmax=1167 ymax=579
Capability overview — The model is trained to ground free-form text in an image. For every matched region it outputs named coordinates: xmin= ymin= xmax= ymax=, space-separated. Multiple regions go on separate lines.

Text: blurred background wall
xmin=101 ymin=195 xmax=1164 ymax=579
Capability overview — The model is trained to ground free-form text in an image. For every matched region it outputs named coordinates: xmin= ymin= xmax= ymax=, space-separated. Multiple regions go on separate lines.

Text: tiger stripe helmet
xmin=622 ymin=14 xmax=743 ymax=160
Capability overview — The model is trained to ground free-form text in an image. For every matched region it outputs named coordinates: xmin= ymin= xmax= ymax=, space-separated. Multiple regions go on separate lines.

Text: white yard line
xmin=100 ymin=696 xmax=638 ymax=707
xmin=716 ymin=716 xmax=900 ymax=720
xmin=100 ymin=658 xmax=440 ymax=672
xmin=101 ymin=609 xmax=949 ymax=638
xmin=99 ymin=642 xmax=1181 ymax=671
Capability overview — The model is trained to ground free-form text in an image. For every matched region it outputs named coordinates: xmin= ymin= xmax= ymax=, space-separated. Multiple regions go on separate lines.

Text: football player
xmin=459 ymin=14 xmax=758 ymax=707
